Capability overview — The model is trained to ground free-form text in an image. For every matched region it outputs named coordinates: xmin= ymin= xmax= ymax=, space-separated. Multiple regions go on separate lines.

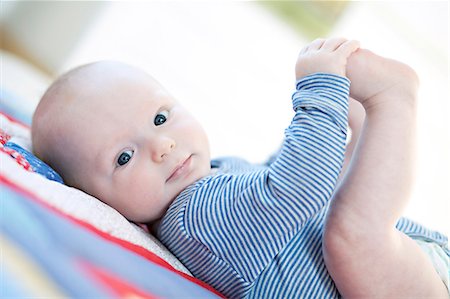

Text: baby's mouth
xmin=166 ymin=155 xmax=193 ymax=182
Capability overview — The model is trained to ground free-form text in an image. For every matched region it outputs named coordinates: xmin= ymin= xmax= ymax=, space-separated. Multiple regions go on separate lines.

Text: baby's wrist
xmin=296 ymin=73 xmax=350 ymax=91
xmin=292 ymin=72 xmax=350 ymax=134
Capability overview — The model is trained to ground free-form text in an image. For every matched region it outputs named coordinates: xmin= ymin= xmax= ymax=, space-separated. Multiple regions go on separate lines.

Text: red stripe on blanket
xmin=78 ymin=259 xmax=159 ymax=299
xmin=0 ymin=175 xmax=224 ymax=298
xmin=0 ymin=112 xmax=30 ymax=129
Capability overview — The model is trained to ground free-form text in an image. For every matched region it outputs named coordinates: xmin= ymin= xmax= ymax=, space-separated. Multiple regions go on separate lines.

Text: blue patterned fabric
xmin=4 ymin=141 xmax=64 ymax=184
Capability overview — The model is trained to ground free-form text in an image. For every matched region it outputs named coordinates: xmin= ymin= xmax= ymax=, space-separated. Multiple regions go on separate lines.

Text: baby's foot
xmin=346 ymin=49 xmax=419 ymax=108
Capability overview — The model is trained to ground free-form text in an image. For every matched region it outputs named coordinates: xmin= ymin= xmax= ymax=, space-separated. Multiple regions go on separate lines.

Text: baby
xmin=32 ymin=37 xmax=449 ymax=298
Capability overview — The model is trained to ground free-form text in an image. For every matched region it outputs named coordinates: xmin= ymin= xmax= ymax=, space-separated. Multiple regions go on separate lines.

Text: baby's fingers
xmin=300 ymin=38 xmax=326 ymax=54
xmin=336 ymin=40 xmax=360 ymax=57
xmin=321 ymin=37 xmax=348 ymax=51
xmin=308 ymin=38 xmax=326 ymax=51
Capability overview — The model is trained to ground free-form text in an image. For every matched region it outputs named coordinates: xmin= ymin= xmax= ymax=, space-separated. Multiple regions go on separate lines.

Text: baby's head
xmin=32 ymin=61 xmax=211 ymax=223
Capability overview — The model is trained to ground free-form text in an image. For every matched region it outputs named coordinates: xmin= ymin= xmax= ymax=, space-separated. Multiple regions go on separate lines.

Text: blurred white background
xmin=2 ymin=1 xmax=448 ymax=234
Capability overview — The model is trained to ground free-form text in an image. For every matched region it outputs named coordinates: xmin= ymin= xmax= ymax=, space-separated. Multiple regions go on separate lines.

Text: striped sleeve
xmin=268 ymin=73 xmax=349 ymax=221
xmin=159 ymin=73 xmax=350 ymax=298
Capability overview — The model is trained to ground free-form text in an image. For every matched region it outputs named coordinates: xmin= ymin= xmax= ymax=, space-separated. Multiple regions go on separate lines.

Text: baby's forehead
xmin=77 ymin=61 xmax=155 ymax=82
xmin=67 ymin=62 xmax=141 ymax=91
xmin=61 ymin=62 xmax=169 ymax=119
xmin=58 ymin=62 xmax=158 ymax=106
xmin=57 ymin=61 xmax=153 ymax=95
xmin=47 ymin=62 xmax=173 ymax=133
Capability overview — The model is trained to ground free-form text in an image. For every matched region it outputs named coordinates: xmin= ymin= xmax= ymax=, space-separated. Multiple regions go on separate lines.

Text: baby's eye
xmin=154 ymin=110 xmax=169 ymax=126
xmin=117 ymin=150 xmax=134 ymax=166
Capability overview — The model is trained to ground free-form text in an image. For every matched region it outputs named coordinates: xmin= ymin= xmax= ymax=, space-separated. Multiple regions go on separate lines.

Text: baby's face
xmin=58 ymin=64 xmax=211 ymax=223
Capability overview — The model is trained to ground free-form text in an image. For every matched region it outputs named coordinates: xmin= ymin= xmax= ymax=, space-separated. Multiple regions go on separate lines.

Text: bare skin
xmin=339 ymin=97 xmax=365 ymax=182
xmin=323 ymin=49 xmax=448 ymax=298
xmin=295 ymin=37 xmax=360 ymax=79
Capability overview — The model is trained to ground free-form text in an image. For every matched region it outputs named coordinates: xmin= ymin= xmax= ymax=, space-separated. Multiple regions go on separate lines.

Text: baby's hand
xmin=295 ymin=37 xmax=360 ymax=80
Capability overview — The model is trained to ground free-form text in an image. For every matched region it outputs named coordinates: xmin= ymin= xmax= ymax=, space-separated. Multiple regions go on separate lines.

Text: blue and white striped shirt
xmin=158 ymin=73 xmax=448 ymax=298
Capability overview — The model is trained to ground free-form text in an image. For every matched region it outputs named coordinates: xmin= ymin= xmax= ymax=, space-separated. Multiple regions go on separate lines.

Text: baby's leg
xmin=323 ymin=49 xmax=448 ymax=298
xmin=337 ymin=97 xmax=365 ymax=183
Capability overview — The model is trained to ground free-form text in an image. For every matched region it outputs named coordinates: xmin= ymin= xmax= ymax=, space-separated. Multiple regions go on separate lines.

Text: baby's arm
xmin=323 ymin=49 xmax=448 ymax=298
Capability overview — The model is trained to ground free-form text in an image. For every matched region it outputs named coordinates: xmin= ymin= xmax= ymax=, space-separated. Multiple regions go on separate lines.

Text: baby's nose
xmin=152 ymin=137 xmax=175 ymax=162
